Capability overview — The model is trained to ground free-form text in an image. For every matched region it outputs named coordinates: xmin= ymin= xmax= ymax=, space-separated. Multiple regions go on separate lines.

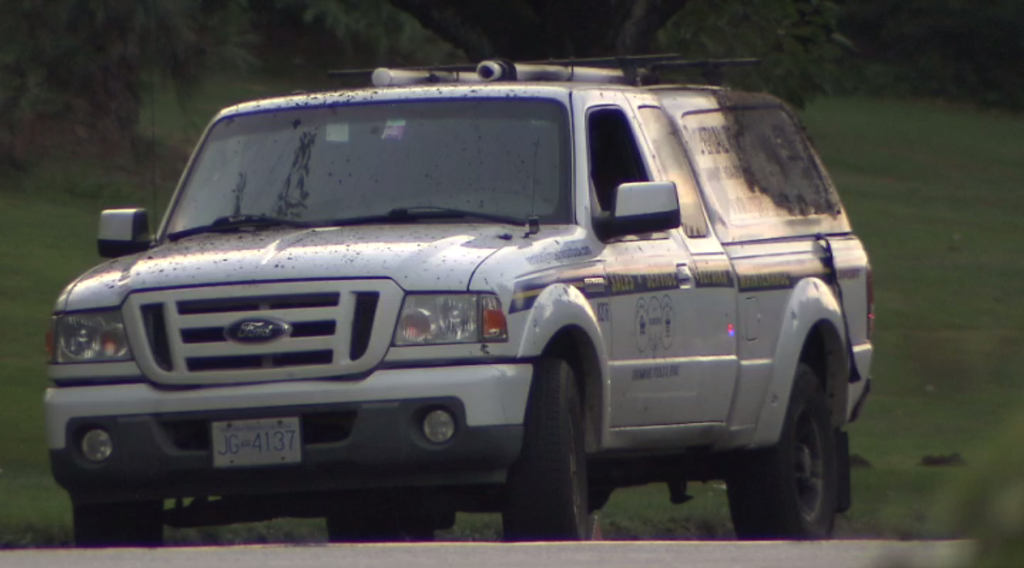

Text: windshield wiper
xmin=386 ymin=207 xmax=525 ymax=226
xmin=167 ymin=215 xmax=309 ymax=241
xmin=319 ymin=207 xmax=526 ymax=228
xmin=318 ymin=213 xmax=410 ymax=228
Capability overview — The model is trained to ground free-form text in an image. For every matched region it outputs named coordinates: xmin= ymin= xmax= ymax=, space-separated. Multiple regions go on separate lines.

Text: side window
xmin=637 ymin=107 xmax=709 ymax=238
xmin=679 ymin=110 xmax=763 ymax=226
xmin=678 ymin=107 xmax=847 ymax=242
xmin=587 ymin=107 xmax=649 ymax=213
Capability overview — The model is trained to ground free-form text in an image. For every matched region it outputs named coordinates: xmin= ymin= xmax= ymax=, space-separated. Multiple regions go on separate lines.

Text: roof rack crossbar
xmin=648 ymin=58 xmax=761 ymax=70
xmin=327 ymin=55 xmax=760 ymax=87
xmin=328 ymin=63 xmax=477 ymax=78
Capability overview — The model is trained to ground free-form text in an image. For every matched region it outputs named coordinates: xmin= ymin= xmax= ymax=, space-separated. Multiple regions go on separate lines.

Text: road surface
xmin=0 ymin=540 xmax=973 ymax=568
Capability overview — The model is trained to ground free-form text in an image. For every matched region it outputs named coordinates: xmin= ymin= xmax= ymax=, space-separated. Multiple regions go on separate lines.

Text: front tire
xmin=73 ymin=500 xmax=163 ymax=548
xmin=502 ymin=357 xmax=590 ymax=541
xmin=726 ymin=363 xmax=838 ymax=539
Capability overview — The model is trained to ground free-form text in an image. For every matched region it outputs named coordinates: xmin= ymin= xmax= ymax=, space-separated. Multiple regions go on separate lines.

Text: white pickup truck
xmin=44 ymin=58 xmax=873 ymax=546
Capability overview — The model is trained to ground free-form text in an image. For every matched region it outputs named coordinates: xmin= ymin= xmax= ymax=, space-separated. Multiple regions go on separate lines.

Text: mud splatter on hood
xmin=58 ymin=224 xmax=516 ymax=311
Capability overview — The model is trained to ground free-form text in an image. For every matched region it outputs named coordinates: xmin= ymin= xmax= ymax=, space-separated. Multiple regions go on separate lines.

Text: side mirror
xmin=594 ymin=181 xmax=681 ymax=240
xmin=97 ymin=208 xmax=150 ymax=258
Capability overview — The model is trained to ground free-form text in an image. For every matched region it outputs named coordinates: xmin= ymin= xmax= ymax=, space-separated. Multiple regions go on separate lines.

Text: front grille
xmin=350 ymin=293 xmax=379 ymax=361
xmin=292 ymin=321 xmax=338 ymax=338
xmin=181 ymin=327 xmax=227 ymax=344
xmin=186 ymin=350 xmax=333 ymax=372
xmin=125 ymin=281 xmax=401 ymax=385
xmin=180 ymin=321 xmax=337 ymax=344
xmin=176 ymin=292 xmax=345 ymax=372
xmin=177 ymin=293 xmax=340 ymax=315
xmin=141 ymin=304 xmax=173 ymax=371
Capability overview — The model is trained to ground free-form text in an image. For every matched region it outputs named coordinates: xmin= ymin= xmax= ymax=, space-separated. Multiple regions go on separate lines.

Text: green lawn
xmin=1 ymin=86 xmax=1022 ymax=545
xmin=803 ymin=98 xmax=1024 ymax=465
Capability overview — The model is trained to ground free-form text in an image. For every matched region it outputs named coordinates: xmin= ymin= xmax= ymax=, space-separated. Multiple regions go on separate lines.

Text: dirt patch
xmin=919 ymin=453 xmax=968 ymax=467
xmin=850 ymin=453 xmax=873 ymax=468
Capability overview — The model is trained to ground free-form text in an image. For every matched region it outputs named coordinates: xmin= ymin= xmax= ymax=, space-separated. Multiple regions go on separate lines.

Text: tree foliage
xmin=0 ymin=1 xmax=52 ymax=167
xmin=657 ymin=0 xmax=848 ymax=107
xmin=251 ymin=0 xmax=459 ymax=70
xmin=0 ymin=0 xmax=461 ymax=166
xmin=0 ymin=0 xmax=254 ymax=165
xmin=5 ymin=0 xmax=1021 ymax=171
xmin=374 ymin=0 xmax=849 ymax=106
xmin=840 ymin=0 xmax=1024 ymax=109
xmin=381 ymin=0 xmax=692 ymax=60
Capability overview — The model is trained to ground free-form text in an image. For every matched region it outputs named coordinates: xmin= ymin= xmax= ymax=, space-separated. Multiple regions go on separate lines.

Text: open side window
xmin=587 ymin=107 xmax=650 ymax=214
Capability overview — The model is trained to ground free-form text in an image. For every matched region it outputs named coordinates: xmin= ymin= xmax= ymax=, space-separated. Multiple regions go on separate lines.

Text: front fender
xmin=515 ymin=283 xmax=607 ymax=364
xmin=750 ymin=277 xmax=848 ymax=448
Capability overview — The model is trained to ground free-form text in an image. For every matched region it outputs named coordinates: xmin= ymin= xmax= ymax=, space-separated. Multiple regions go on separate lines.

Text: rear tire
xmin=726 ymin=363 xmax=837 ymax=539
xmin=502 ymin=357 xmax=590 ymax=541
xmin=73 ymin=500 xmax=163 ymax=548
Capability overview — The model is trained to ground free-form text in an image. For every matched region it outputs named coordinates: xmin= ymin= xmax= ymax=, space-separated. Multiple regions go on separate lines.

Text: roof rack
xmin=328 ymin=55 xmax=759 ymax=87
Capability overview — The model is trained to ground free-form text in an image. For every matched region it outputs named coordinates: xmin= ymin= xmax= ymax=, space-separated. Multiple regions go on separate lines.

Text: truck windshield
xmin=165 ymin=99 xmax=571 ymax=236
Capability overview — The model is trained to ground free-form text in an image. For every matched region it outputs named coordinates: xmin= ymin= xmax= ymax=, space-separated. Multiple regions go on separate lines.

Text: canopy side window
xmin=637 ymin=106 xmax=709 ymax=238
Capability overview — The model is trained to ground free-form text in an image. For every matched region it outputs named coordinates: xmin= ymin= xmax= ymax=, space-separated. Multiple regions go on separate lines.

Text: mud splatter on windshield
xmin=167 ymin=99 xmax=571 ymax=235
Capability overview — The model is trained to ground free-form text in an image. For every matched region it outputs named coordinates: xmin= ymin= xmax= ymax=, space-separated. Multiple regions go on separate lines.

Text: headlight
xmin=394 ymin=294 xmax=508 ymax=346
xmin=54 ymin=311 xmax=132 ymax=363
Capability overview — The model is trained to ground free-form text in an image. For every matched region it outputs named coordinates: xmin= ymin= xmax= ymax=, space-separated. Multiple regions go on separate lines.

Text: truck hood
xmin=58 ymin=224 xmax=519 ymax=311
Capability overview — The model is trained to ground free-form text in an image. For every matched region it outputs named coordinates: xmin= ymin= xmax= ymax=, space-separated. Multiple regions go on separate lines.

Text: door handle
xmin=676 ymin=263 xmax=693 ymax=287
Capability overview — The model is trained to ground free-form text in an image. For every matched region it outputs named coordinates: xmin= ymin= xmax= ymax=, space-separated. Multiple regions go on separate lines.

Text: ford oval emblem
xmin=224 ymin=318 xmax=292 ymax=343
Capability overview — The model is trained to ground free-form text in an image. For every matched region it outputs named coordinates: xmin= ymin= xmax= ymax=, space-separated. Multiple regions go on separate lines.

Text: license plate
xmin=211 ymin=417 xmax=301 ymax=468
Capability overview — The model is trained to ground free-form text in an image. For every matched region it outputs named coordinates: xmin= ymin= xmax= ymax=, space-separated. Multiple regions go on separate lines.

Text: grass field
xmin=1 ymin=80 xmax=1022 ymax=545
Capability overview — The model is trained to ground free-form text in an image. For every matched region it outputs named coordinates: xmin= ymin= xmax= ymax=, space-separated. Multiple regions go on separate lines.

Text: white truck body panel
xmin=45 ymin=80 xmax=873 ymax=512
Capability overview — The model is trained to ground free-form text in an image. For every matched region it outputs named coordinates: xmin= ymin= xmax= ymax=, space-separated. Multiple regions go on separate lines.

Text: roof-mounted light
xmin=476 ymin=60 xmax=629 ymax=84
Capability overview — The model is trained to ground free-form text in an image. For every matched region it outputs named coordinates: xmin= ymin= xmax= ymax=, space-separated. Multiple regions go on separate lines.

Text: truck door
xmin=633 ymin=104 xmax=740 ymax=425
xmin=575 ymin=91 xmax=737 ymax=428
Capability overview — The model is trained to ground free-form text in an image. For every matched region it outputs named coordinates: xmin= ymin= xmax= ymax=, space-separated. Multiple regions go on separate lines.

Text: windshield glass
xmin=165 ymin=99 xmax=571 ymax=235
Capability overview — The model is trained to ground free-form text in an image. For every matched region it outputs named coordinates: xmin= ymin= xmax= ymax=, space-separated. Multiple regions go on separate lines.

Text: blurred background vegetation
xmin=1 ymin=0 xmax=1023 ymax=557
xmin=3 ymin=0 xmax=1024 ymax=168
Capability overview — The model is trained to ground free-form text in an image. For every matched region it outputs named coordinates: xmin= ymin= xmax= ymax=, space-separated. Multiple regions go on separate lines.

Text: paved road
xmin=0 ymin=540 xmax=973 ymax=568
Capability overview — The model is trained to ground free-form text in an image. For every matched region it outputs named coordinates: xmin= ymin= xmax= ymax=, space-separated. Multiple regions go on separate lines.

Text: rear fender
xmin=750 ymin=277 xmax=849 ymax=448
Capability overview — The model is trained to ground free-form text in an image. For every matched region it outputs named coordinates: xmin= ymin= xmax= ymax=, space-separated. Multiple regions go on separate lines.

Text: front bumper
xmin=46 ymin=364 xmax=532 ymax=502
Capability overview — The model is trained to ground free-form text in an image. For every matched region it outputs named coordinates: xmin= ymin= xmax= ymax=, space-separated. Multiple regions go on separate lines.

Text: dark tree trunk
xmin=385 ymin=0 xmax=692 ymax=60
xmin=48 ymin=2 xmax=146 ymax=156
xmin=0 ymin=62 xmax=29 ymax=170
xmin=83 ymin=15 xmax=144 ymax=154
